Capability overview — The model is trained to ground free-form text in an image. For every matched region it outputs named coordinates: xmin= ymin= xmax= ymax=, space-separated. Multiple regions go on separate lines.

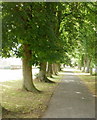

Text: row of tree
xmin=2 ymin=2 xmax=97 ymax=92
xmin=73 ymin=3 xmax=97 ymax=75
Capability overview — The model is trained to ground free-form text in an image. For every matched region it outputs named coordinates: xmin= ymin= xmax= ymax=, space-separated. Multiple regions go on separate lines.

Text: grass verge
xmin=0 ymin=71 xmax=63 ymax=118
xmin=74 ymin=70 xmax=97 ymax=97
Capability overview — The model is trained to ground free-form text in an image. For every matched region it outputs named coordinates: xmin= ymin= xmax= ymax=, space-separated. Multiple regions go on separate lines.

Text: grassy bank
xmin=74 ymin=70 xmax=96 ymax=97
xmin=1 ymin=72 xmax=63 ymax=118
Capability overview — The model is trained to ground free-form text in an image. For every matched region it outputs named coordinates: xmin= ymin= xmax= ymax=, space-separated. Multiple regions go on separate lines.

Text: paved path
xmin=43 ymin=68 xmax=95 ymax=118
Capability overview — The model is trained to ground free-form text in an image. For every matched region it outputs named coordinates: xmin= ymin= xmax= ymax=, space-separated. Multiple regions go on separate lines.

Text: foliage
xmin=2 ymin=2 xmax=97 ymax=69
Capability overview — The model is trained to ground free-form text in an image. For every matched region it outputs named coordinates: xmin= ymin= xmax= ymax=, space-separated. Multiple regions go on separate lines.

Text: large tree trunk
xmin=52 ymin=63 xmax=58 ymax=75
xmin=57 ymin=63 xmax=61 ymax=71
xmin=47 ymin=63 xmax=53 ymax=78
xmin=38 ymin=62 xmax=54 ymax=83
xmin=22 ymin=44 xmax=38 ymax=92
xmin=38 ymin=62 xmax=47 ymax=82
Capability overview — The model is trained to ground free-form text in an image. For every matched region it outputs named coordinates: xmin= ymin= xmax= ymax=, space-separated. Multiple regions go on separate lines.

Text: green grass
xmin=74 ymin=70 xmax=96 ymax=97
xmin=0 ymin=72 xmax=63 ymax=118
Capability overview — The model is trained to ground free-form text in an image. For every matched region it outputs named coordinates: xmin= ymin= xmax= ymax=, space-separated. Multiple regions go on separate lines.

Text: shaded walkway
xmin=43 ymin=68 xmax=95 ymax=118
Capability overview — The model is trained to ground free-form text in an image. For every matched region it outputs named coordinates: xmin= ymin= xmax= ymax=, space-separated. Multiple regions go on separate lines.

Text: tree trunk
xmin=55 ymin=64 xmax=59 ymax=74
xmin=38 ymin=62 xmax=54 ymax=83
xmin=57 ymin=63 xmax=61 ymax=71
xmin=22 ymin=44 xmax=38 ymax=92
xmin=52 ymin=63 xmax=58 ymax=75
xmin=86 ymin=59 xmax=91 ymax=73
xmin=82 ymin=59 xmax=86 ymax=72
xmin=79 ymin=66 xmax=81 ymax=70
xmin=47 ymin=63 xmax=53 ymax=78
xmin=79 ymin=54 xmax=84 ymax=71
xmin=78 ymin=64 xmax=81 ymax=70
xmin=89 ymin=67 xmax=93 ymax=75
xmin=38 ymin=62 xmax=46 ymax=81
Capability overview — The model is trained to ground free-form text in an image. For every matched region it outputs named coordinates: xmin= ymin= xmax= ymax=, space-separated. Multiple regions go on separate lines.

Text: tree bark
xmin=38 ymin=62 xmax=54 ymax=83
xmin=89 ymin=67 xmax=93 ymax=75
xmin=52 ymin=63 xmax=58 ymax=75
xmin=78 ymin=63 xmax=82 ymax=70
xmin=57 ymin=63 xmax=61 ymax=71
xmin=38 ymin=62 xmax=46 ymax=81
xmin=78 ymin=66 xmax=81 ymax=70
xmin=47 ymin=63 xmax=53 ymax=78
xmin=86 ymin=59 xmax=91 ymax=73
xmin=82 ymin=59 xmax=86 ymax=72
xmin=22 ymin=44 xmax=38 ymax=92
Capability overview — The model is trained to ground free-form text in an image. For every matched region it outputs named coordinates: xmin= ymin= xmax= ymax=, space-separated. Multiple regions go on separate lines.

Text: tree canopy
xmin=2 ymin=2 xmax=97 ymax=91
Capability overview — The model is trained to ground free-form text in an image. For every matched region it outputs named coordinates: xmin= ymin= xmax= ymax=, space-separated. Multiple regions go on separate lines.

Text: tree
xmin=77 ymin=3 xmax=96 ymax=74
xmin=2 ymin=2 xmax=41 ymax=92
xmin=33 ymin=3 xmax=66 ymax=81
xmin=2 ymin=3 xmax=65 ymax=89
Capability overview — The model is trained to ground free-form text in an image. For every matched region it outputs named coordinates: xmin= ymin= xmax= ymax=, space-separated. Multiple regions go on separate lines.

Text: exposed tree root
xmin=22 ymin=85 xmax=41 ymax=93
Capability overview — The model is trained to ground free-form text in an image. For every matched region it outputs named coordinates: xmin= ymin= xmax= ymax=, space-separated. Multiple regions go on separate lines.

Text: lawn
xmin=74 ymin=70 xmax=97 ymax=97
xmin=0 ymin=72 xmax=63 ymax=118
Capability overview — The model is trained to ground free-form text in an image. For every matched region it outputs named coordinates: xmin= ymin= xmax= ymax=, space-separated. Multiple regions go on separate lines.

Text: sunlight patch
xmin=63 ymin=79 xmax=75 ymax=83
xmin=75 ymin=92 xmax=81 ymax=94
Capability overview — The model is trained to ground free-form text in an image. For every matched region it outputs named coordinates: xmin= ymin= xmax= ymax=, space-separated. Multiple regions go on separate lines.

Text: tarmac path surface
xmin=43 ymin=68 xmax=95 ymax=118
